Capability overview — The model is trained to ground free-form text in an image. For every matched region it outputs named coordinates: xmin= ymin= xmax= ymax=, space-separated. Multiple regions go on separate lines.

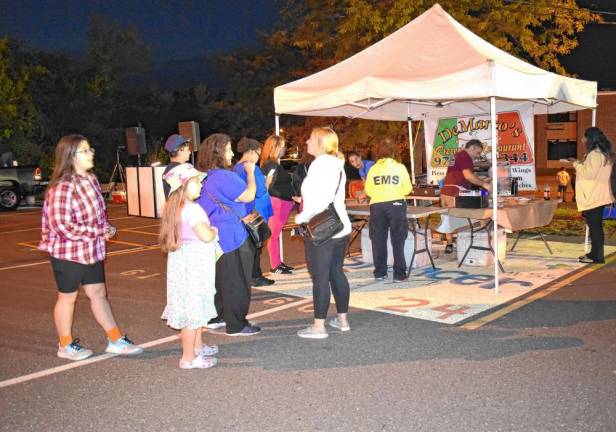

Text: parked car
xmin=0 ymin=165 xmax=47 ymax=211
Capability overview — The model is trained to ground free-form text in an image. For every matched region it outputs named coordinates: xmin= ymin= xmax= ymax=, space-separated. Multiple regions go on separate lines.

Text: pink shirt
xmin=181 ymin=201 xmax=210 ymax=243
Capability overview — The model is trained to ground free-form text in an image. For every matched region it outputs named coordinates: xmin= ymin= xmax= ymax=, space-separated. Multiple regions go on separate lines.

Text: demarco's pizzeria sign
xmin=424 ymin=108 xmax=536 ymax=190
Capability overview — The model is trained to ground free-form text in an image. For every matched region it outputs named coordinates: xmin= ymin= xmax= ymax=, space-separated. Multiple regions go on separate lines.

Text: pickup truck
xmin=0 ymin=165 xmax=47 ymax=211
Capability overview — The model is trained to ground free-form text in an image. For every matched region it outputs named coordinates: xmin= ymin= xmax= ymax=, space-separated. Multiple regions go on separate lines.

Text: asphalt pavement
xmin=1 ymin=204 xmax=615 ymax=432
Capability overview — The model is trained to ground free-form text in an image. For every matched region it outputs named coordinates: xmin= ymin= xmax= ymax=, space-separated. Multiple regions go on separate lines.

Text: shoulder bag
xmin=206 ymin=187 xmax=271 ymax=249
xmin=303 ymin=171 xmax=344 ymax=246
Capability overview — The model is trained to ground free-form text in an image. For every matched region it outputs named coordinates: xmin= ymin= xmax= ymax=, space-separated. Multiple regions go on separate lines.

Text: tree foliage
xmin=0 ymin=38 xmax=44 ymax=143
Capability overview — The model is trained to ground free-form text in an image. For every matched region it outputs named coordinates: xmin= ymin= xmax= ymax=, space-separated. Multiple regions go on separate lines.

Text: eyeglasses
xmin=76 ymin=148 xmax=95 ymax=155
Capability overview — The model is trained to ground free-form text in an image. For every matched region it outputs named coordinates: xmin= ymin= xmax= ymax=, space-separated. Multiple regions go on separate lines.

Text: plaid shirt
xmin=39 ymin=173 xmax=110 ymax=264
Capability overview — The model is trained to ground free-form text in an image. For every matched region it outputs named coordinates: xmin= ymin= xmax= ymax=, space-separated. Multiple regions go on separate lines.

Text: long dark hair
xmin=49 ymin=134 xmax=89 ymax=189
xmin=583 ymin=127 xmax=615 ymax=164
xmin=197 ymin=133 xmax=232 ymax=171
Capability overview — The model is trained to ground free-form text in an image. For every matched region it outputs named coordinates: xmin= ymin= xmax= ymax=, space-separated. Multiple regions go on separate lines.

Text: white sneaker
xmin=194 ymin=344 xmax=219 ymax=357
xmin=328 ymin=317 xmax=351 ymax=332
xmin=179 ymin=354 xmax=217 ymax=369
xmin=57 ymin=339 xmax=93 ymax=361
xmin=105 ymin=335 xmax=143 ymax=355
xmin=297 ymin=326 xmax=328 ymax=339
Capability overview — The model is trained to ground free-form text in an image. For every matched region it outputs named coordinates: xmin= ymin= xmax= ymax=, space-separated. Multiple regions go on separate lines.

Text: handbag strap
xmin=204 ymin=182 xmax=243 ymax=221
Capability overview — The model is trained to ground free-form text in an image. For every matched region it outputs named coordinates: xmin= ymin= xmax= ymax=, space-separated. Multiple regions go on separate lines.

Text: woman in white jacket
xmin=295 ymin=127 xmax=352 ymax=339
xmin=572 ymin=127 xmax=615 ymax=264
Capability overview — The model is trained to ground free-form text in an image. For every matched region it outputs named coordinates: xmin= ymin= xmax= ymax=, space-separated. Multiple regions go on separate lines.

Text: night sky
xmin=1 ymin=0 xmax=615 ymax=89
xmin=0 ymin=0 xmax=278 ymax=59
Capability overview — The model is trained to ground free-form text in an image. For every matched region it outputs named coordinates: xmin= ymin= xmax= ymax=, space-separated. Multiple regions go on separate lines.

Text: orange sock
xmin=106 ymin=327 xmax=122 ymax=342
xmin=59 ymin=335 xmax=73 ymax=347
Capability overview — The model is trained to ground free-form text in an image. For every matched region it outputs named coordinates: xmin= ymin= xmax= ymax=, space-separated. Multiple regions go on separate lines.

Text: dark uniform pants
xmin=369 ymin=200 xmax=408 ymax=280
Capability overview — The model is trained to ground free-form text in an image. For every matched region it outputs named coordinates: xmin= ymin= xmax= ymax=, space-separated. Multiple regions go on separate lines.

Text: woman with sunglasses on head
xmin=570 ymin=127 xmax=616 ymax=264
xmin=39 ymin=134 xmax=143 ymax=361
xmin=233 ymin=137 xmax=275 ymax=287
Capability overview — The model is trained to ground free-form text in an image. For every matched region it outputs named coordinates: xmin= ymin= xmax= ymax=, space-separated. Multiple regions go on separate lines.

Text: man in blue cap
xmin=162 ymin=134 xmax=193 ymax=199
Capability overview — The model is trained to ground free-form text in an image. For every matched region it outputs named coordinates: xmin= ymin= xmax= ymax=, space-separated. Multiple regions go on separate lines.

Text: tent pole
xmin=407 ymin=103 xmax=416 ymax=185
xmin=591 ymin=109 xmax=596 ymax=127
xmin=490 ymin=97 xmax=500 ymax=294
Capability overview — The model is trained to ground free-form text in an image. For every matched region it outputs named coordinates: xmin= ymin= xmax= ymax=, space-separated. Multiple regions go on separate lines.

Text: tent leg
xmin=490 ymin=97 xmax=499 ymax=294
xmin=591 ymin=109 xmax=596 ymax=127
xmin=275 ymin=115 xmax=280 ymax=135
xmin=407 ymin=103 xmax=416 ymax=185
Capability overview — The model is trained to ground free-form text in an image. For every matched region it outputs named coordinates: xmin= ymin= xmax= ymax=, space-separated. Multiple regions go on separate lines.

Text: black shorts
xmin=50 ymin=257 xmax=106 ymax=293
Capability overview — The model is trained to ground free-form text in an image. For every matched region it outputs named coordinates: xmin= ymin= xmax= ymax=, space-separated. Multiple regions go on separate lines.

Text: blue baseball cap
xmin=164 ymin=134 xmax=191 ymax=152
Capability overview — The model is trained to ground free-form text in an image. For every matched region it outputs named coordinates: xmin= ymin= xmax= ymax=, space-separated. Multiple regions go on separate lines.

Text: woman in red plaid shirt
xmin=39 ymin=134 xmax=142 ymax=361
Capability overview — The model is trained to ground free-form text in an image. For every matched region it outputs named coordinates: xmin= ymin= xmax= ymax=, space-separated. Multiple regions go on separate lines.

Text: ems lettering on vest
xmin=373 ymin=175 xmax=400 ymax=185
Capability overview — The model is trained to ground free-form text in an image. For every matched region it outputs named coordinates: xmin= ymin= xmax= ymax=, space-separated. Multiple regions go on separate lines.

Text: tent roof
xmin=274 ymin=3 xmax=597 ymax=120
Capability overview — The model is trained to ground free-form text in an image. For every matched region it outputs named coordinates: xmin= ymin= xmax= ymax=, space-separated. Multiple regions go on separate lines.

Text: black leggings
xmin=583 ymin=205 xmax=606 ymax=262
xmin=304 ymin=235 xmax=350 ymax=319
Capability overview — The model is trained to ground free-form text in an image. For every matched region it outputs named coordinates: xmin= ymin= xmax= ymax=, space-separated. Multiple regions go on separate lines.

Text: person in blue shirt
xmin=347 ymin=151 xmax=375 ymax=180
xmin=196 ymin=133 xmax=261 ymax=336
xmin=233 ymin=137 xmax=275 ymax=287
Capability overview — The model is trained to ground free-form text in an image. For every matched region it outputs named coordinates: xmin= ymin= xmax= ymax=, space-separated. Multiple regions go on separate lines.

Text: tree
xmin=273 ymin=0 xmax=600 ymax=75
xmin=0 ymin=38 xmax=43 ymax=144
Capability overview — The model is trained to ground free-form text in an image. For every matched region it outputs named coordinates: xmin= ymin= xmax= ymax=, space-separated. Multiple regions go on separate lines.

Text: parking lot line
xmin=461 ymin=253 xmax=616 ymax=330
xmin=0 ymin=297 xmax=311 ymax=389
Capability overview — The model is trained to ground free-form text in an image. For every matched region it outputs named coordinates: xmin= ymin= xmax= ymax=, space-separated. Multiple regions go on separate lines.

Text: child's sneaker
xmin=179 ymin=355 xmax=217 ymax=369
xmin=57 ymin=338 xmax=93 ymax=361
xmin=105 ymin=335 xmax=143 ymax=355
xmin=195 ymin=344 xmax=219 ymax=357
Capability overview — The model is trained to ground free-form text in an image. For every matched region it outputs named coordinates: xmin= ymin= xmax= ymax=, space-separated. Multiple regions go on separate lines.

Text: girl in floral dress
xmin=160 ymin=163 xmax=220 ymax=369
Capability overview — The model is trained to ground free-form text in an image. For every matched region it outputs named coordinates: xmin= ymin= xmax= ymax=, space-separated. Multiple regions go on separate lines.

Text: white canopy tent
xmin=273 ymin=3 xmax=597 ymax=293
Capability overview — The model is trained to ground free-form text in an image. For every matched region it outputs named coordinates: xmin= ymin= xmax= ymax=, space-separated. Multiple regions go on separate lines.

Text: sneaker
xmin=252 ymin=276 xmax=275 ymax=287
xmin=297 ymin=326 xmax=328 ymax=339
xmin=206 ymin=318 xmax=226 ymax=330
xmin=393 ymin=277 xmax=407 ymax=283
xmin=227 ymin=325 xmax=261 ymax=337
xmin=179 ymin=354 xmax=217 ymax=369
xmin=105 ymin=335 xmax=143 ymax=355
xmin=57 ymin=338 xmax=93 ymax=361
xmin=195 ymin=344 xmax=219 ymax=357
xmin=374 ymin=275 xmax=386 ymax=282
xmin=328 ymin=317 xmax=351 ymax=332
xmin=270 ymin=264 xmax=292 ymax=274
xmin=444 ymin=244 xmax=454 ymax=254
xmin=279 ymin=262 xmax=295 ymax=271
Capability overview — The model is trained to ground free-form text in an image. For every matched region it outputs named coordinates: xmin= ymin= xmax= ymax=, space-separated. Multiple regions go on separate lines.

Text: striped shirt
xmin=39 ymin=173 xmax=110 ymax=264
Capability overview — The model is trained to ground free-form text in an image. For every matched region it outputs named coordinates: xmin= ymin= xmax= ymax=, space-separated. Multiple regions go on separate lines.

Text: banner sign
xmin=424 ymin=109 xmax=536 ymax=190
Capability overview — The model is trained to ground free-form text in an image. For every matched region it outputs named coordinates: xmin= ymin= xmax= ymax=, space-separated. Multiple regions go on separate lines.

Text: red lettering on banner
xmin=432 ymin=304 xmax=470 ymax=320
xmin=379 ymin=297 xmax=430 ymax=313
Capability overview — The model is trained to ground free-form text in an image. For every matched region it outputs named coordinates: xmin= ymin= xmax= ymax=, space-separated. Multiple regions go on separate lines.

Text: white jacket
xmin=295 ymin=154 xmax=352 ymax=238
xmin=573 ymin=149 xmax=614 ymax=212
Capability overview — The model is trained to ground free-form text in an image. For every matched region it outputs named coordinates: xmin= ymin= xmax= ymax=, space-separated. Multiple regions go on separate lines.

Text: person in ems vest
xmin=364 ymin=138 xmax=412 ymax=282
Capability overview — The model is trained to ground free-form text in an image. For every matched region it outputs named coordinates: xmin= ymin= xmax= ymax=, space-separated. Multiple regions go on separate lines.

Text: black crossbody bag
xmin=303 ymin=171 xmax=344 ymax=246
xmin=206 ymin=188 xmax=271 ymax=249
